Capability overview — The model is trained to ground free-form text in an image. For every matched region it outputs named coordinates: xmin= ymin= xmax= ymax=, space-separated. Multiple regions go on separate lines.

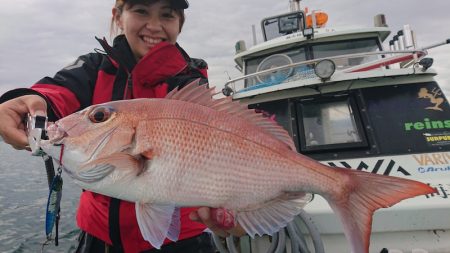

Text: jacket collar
xmin=132 ymin=41 xmax=188 ymax=88
xmin=96 ymin=35 xmax=136 ymax=73
xmin=97 ymin=35 xmax=189 ymax=87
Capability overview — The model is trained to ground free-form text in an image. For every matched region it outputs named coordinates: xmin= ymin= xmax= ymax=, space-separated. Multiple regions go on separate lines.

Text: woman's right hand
xmin=0 ymin=95 xmax=47 ymax=150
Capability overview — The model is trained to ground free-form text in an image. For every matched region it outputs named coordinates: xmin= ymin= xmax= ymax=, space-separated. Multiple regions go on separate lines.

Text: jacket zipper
xmin=124 ymin=74 xmax=133 ymax=99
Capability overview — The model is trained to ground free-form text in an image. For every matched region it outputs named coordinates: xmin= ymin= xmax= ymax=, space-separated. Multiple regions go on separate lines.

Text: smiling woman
xmin=0 ymin=0 xmax=234 ymax=252
xmin=2 ymin=0 xmax=450 ymax=252
xmin=111 ymin=0 xmax=187 ymax=60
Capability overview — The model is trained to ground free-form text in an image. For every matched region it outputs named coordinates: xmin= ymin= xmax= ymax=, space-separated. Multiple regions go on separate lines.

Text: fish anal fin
xmin=237 ymin=193 xmax=311 ymax=238
xmin=328 ymin=169 xmax=437 ymax=253
xmin=164 ymin=81 xmax=296 ymax=150
xmin=135 ymin=203 xmax=180 ymax=249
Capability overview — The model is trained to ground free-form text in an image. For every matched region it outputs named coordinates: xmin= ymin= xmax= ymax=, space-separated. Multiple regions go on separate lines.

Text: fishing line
xmin=41 ymin=144 xmax=65 ymax=252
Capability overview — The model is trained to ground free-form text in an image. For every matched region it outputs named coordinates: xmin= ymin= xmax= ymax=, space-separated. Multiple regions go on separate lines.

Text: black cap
xmin=170 ymin=0 xmax=189 ymax=9
xmin=119 ymin=0 xmax=189 ymax=9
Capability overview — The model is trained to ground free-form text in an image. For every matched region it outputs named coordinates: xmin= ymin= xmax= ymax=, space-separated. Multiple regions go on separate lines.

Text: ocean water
xmin=0 ymin=141 xmax=80 ymax=253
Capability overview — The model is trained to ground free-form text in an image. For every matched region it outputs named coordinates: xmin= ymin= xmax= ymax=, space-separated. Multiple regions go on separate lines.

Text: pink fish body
xmin=41 ymin=81 xmax=436 ymax=252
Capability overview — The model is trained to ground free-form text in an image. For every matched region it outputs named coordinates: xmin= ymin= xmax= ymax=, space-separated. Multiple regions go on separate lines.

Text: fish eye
xmin=88 ymin=106 xmax=113 ymax=123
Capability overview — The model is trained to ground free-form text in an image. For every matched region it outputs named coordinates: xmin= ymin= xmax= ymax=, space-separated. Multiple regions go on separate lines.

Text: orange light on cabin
xmin=306 ymin=11 xmax=328 ymax=28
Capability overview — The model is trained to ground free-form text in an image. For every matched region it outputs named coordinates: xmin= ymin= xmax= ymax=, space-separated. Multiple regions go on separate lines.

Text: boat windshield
xmin=245 ymin=47 xmax=307 ymax=87
xmin=312 ymin=39 xmax=380 ymax=70
xmin=243 ymin=38 xmax=381 ymax=88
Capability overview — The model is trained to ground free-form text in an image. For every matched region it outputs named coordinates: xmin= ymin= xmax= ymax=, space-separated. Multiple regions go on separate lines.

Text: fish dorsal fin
xmin=165 ymin=78 xmax=216 ymax=106
xmin=237 ymin=193 xmax=311 ymax=237
xmin=165 ymin=80 xmax=296 ymax=151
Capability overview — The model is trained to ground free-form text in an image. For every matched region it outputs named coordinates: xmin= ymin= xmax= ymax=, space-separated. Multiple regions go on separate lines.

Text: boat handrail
xmin=224 ymin=38 xmax=449 ymax=96
xmin=224 ymin=49 xmax=427 ymax=94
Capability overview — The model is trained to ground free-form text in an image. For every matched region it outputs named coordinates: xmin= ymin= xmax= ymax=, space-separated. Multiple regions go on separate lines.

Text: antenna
xmin=290 ymin=0 xmax=301 ymax=12
xmin=252 ymin=25 xmax=257 ymax=46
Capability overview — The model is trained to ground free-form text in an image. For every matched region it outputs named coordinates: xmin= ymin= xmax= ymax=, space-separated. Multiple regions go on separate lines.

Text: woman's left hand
xmin=189 ymin=207 xmax=246 ymax=238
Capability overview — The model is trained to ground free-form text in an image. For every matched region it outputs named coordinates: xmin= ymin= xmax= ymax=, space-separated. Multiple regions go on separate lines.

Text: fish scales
xmin=132 ymin=99 xmax=316 ymax=208
xmin=40 ymin=82 xmax=436 ymax=252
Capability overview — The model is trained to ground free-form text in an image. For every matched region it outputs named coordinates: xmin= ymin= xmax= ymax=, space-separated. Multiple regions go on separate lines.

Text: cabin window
xmin=296 ymin=96 xmax=367 ymax=152
xmin=262 ymin=12 xmax=306 ymax=41
xmin=311 ymin=38 xmax=380 ymax=70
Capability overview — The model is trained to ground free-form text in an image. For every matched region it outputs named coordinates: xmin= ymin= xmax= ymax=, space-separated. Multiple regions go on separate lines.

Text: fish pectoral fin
xmin=76 ymin=153 xmax=145 ymax=183
xmin=237 ymin=193 xmax=312 ymax=238
xmin=166 ymin=207 xmax=181 ymax=242
xmin=75 ymin=164 xmax=115 ymax=183
xmin=135 ymin=203 xmax=180 ymax=249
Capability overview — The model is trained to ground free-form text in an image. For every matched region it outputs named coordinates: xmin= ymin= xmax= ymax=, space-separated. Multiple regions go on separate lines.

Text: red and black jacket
xmin=0 ymin=35 xmax=209 ymax=253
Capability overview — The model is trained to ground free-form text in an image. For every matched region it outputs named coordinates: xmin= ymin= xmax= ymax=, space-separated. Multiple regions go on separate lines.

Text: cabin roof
xmin=235 ymin=26 xmax=391 ymax=67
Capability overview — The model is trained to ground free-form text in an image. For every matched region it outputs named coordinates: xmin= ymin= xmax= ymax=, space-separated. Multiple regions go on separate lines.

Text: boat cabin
xmin=222 ymin=2 xmax=450 ymax=252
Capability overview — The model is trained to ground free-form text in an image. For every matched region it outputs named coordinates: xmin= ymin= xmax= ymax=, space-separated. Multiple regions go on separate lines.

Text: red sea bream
xmin=40 ymin=81 xmax=436 ymax=252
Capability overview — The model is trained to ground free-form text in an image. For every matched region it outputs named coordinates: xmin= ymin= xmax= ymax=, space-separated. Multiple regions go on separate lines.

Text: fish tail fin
xmin=327 ymin=169 xmax=436 ymax=253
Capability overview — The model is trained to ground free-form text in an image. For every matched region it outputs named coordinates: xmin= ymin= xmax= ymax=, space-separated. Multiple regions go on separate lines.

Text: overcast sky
xmin=1 ymin=0 xmax=449 ymax=97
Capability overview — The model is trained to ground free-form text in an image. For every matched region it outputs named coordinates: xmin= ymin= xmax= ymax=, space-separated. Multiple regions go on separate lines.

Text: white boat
xmin=217 ymin=0 xmax=450 ymax=252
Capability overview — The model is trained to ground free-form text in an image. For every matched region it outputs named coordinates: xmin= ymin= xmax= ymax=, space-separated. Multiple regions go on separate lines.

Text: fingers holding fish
xmin=0 ymin=95 xmax=46 ymax=149
xmin=189 ymin=207 xmax=246 ymax=238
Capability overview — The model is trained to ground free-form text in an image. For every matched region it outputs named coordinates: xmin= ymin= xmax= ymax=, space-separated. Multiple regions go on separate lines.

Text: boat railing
xmin=223 ymin=49 xmax=428 ymax=95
